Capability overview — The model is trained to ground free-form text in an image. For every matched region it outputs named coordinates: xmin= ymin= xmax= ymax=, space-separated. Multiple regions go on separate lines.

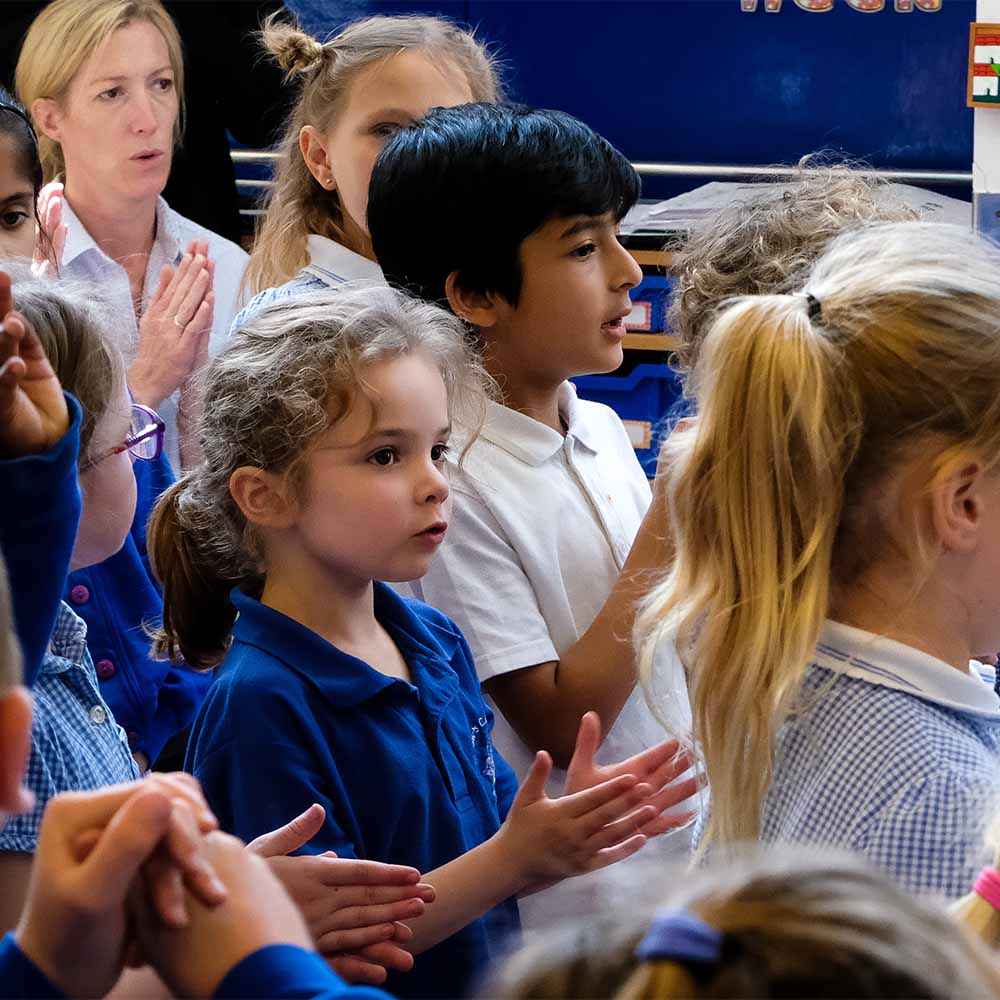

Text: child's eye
xmin=0 ymin=209 xmax=29 ymax=230
xmin=431 ymin=443 xmax=450 ymax=463
xmin=571 ymin=242 xmax=598 ymax=260
xmin=368 ymin=447 xmax=398 ymax=467
xmin=371 ymin=122 xmax=403 ymax=140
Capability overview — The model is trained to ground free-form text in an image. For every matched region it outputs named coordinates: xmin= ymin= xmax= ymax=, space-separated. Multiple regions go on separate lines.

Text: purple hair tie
xmin=635 ymin=909 xmax=723 ymax=967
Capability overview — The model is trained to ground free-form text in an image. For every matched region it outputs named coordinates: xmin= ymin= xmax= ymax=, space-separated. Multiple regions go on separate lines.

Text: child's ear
xmin=30 ymin=98 xmax=62 ymax=143
xmin=0 ymin=685 xmax=34 ymax=817
xmin=445 ymin=272 xmax=505 ymax=329
xmin=929 ymin=457 xmax=985 ymax=554
xmin=229 ymin=467 xmax=296 ymax=530
xmin=299 ymin=125 xmax=335 ymax=191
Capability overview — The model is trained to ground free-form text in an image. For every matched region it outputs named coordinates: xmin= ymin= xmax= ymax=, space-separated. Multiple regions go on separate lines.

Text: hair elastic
xmin=805 ymin=292 xmax=823 ymax=322
xmin=973 ymin=868 xmax=1000 ymax=912
xmin=635 ymin=910 xmax=723 ymax=967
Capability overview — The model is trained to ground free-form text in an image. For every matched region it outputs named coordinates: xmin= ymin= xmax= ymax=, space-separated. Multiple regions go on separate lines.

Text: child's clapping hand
xmin=248 ymin=803 xmax=436 ymax=986
xmin=15 ymin=774 xmax=226 ymax=999
xmin=564 ymin=711 xmax=699 ymax=838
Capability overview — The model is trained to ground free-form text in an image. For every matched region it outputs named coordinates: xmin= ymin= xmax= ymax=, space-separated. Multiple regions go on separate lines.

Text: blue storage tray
xmin=572 ymin=363 xmax=685 ymax=477
xmin=626 ymin=274 xmax=672 ymax=333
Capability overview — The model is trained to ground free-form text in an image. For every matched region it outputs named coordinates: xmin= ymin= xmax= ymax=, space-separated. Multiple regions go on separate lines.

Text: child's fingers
xmin=143 ymin=846 xmax=188 ymax=928
xmin=144 ymin=772 xmax=218 ymax=832
xmin=356 ymin=940 xmax=416 ymax=973
xmin=312 ymin=896 xmax=426 ymax=938
xmin=567 ymin=711 xmax=601 ymax=773
xmin=577 ymin=781 xmax=654 ymax=836
xmin=247 ymin=803 xmax=325 ymax=857
xmin=316 ymin=922 xmax=398 ymax=955
xmin=513 ymin=751 xmax=553 ymax=805
xmin=0 ymin=354 xmax=26 ymax=387
xmin=389 ymin=921 xmax=413 ymax=943
xmin=638 ymin=810 xmax=697 ymax=838
xmin=318 ymin=857 xmax=422 ymax=889
xmin=161 ymin=800 xmax=228 ymax=906
xmin=644 ymin=750 xmax=695 ymax=791
xmin=585 ymin=833 xmax=648 ymax=873
xmin=74 ymin=789 xmax=175 ymax=906
xmin=562 ymin=772 xmax=640 ymax=819
xmin=626 ymin=738 xmax=685 ymax=780
xmin=644 ymin=775 xmax=701 ymax=816
xmin=327 ymin=954 xmax=390 ymax=986
xmin=584 ymin=805 xmax=657 ymax=852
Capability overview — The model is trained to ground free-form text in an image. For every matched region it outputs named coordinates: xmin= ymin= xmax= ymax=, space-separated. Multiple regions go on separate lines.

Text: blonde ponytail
xmin=640 ymin=294 xmax=862 ymax=845
xmin=639 ymin=221 xmax=1000 ymax=848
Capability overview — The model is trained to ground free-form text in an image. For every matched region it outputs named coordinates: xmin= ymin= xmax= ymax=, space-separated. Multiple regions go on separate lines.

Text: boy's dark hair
xmin=368 ymin=103 xmax=640 ymax=308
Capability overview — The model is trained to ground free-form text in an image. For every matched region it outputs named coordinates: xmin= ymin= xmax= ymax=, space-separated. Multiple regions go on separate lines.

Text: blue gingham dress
xmin=0 ymin=604 xmax=139 ymax=852
xmin=761 ymin=623 xmax=1000 ymax=900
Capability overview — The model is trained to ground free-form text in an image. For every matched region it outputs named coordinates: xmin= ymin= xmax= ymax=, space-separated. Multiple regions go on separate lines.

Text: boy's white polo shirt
xmin=417 ymin=381 xmax=667 ymax=783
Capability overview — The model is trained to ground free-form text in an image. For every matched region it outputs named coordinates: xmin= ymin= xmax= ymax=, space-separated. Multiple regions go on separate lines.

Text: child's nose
xmin=612 ymin=241 xmax=643 ymax=291
xmin=420 ymin=462 xmax=449 ymax=505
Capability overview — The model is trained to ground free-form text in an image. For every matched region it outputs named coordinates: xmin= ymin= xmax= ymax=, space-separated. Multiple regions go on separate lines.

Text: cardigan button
xmin=95 ymin=658 xmax=116 ymax=680
xmin=69 ymin=584 xmax=90 ymax=605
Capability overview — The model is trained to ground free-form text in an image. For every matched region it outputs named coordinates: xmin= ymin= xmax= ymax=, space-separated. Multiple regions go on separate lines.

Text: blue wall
xmin=288 ymin=0 xmax=975 ymax=200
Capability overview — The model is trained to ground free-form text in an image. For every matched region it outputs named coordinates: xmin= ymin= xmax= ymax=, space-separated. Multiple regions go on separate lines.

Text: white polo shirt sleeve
xmin=421 ymin=481 xmax=558 ymax=682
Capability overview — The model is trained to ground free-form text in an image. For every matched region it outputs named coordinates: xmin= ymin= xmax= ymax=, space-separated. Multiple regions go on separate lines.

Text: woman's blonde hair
xmin=245 ymin=14 xmax=501 ymax=294
xmin=637 ymin=221 xmax=1000 ymax=846
xmin=668 ymin=159 xmax=916 ymax=377
xmin=148 ymin=282 xmax=489 ymax=670
xmin=486 ymin=849 xmax=1000 ymax=1000
xmin=15 ymin=0 xmax=185 ymax=181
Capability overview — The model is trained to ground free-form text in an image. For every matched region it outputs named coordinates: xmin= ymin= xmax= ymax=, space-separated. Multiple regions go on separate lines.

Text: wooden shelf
xmin=623 ymin=333 xmax=678 ymax=352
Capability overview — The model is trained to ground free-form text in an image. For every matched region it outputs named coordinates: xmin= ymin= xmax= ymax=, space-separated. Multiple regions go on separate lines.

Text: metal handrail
xmin=230 ymin=149 xmax=972 ymax=187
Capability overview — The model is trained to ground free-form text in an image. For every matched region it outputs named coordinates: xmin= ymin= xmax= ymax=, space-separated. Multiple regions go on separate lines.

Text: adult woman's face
xmin=46 ymin=19 xmax=177 ymax=205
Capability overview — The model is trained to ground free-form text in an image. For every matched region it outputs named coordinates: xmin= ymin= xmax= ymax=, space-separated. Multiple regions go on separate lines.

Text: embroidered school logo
xmin=471 ymin=716 xmax=497 ymax=788
xmin=740 ymin=0 xmax=941 ymax=10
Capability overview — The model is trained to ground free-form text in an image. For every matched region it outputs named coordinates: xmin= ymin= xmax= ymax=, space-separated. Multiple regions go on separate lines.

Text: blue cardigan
xmin=64 ymin=449 xmax=211 ymax=763
xmin=0 ymin=395 xmax=82 ymax=687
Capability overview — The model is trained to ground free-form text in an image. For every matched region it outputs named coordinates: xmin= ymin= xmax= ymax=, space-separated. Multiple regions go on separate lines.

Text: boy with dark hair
xmin=368 ymin=104 xmax=696 ymax=924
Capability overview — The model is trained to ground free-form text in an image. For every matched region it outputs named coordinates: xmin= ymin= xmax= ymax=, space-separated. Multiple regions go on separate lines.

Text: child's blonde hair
xmin=245 ymin=14 xmax=501 ymax=294
xmin=15 ymin=0 xmax=185 ymax=181
xmin=637 ymin=221 xmax=1000 ymax=846
xmin=668 ymin=161 xmax=916 ymax=376
xmin=148 ymin=283 xmax=488 ymax=670
xmin=486 ymin=849 xmax=1000 ymax=1000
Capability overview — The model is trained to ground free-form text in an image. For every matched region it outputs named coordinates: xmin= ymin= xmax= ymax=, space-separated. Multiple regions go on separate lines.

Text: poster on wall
xmin=969 ymin=24 xmax=1000 ymax=108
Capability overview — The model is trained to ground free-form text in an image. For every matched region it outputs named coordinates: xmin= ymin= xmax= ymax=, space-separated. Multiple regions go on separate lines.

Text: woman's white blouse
xmin=59 ymin=197 xmax=248 ymax=469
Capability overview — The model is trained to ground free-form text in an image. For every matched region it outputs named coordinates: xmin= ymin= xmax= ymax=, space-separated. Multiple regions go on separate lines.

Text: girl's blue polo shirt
xmin=187 ymin=583 xmax=522 ymax=999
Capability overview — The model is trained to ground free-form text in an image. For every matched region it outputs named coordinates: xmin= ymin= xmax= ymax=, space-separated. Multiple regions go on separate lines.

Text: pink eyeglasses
xmin=82 ymin=401 xmax=165 ymax=470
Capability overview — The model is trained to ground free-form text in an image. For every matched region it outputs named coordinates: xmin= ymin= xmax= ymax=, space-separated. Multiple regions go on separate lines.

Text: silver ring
xmin=172 ymin=315 xmax=185 ymax=328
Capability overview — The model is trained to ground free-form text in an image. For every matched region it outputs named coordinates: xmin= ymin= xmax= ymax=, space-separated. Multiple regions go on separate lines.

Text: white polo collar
xmin=479 ymin=381 xmax=603 ymax=466
xmin=61 ymin=196 xmax=181 ymax=269
xmin=814 ymin=619 xmax=1000 ymax=718
xmin=303 ymin=234 xmax=383 ymax=286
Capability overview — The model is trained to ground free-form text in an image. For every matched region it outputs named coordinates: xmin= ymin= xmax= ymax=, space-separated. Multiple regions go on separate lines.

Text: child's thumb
xmin=515 ymin=751 xmax=553 ymax=805
xmin=246 ymin=803 xmax=326 ymax=858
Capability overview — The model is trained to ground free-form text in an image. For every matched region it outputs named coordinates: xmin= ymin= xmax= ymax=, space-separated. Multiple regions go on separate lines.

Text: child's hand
xmin=15 ymin=778 xmax=223 ymax=998
xmin=498 ymin=751 xmax=656 ymax=887
xmin=248 ymin=804 xmax=435 ymax=985
xmin=31 ymin=182 xmax=66 ymax=279
xmin=130 ymin=829 xmax=316 ymax=999
xmin=0 ymin=271 xmax=68 ymax=458
xmin=564 ymin=711 xmax=699 ymax=837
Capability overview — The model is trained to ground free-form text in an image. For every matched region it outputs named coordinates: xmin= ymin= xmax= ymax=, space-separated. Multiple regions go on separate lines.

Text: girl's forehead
xmin=342 ymin=50 xmax=474 ymax=118
xmin=0 ymin=134 xmax=34 ymax=193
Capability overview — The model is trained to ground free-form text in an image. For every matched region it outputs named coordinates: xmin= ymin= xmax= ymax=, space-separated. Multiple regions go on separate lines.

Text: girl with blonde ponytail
xmin=638 ymin=221 xmax=1000 ymax=897
xmin=236 ymin=13 xmax=500 ymax=325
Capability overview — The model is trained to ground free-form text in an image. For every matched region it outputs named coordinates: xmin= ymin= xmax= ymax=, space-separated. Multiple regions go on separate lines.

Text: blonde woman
xmin=17 ymin=0 xmax=248 ymax=469
xmin=638 ymin=222 xmax=1000 ymax=898
xmin=232 ymin=14 xmax=500 ymax=328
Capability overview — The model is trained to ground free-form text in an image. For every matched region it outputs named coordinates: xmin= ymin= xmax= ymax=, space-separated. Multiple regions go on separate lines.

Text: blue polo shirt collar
xmin=229 ymin=583 xmax=462 ymax=712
